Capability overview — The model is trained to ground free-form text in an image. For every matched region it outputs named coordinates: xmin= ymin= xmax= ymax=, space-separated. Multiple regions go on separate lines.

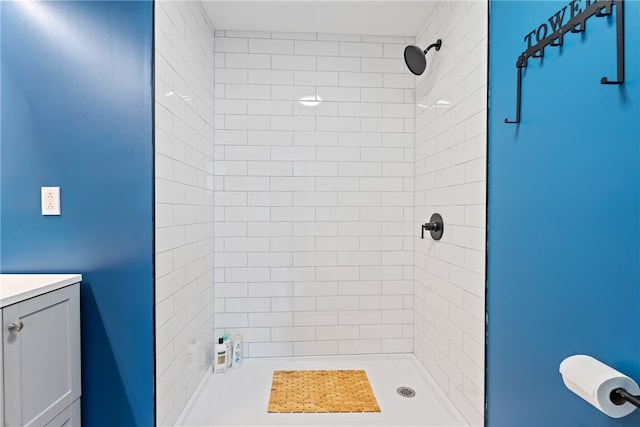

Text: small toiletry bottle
xmin=223 ymin=334 xmax=232 ymax=368
xmin=232 ymin=334 xmax=242 ymax=368
xmin=214 ymin=337 xmax=227 ymax=375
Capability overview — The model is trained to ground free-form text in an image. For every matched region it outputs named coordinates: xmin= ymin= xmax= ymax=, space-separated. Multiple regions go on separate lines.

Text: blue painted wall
xmin=488 ymin=1 xmax=640 ymax=426
xmin=1 ymin=2 xmax=154 ymax=426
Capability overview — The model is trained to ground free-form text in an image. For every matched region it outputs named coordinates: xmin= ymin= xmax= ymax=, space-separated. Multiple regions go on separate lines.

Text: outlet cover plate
xmin=41 ymin=187 xmax=61 ymax=215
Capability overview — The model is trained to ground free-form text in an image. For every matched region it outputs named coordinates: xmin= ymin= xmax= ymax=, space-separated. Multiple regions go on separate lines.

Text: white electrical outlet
xmin=41 ymin=187 xmax=61 ymax=215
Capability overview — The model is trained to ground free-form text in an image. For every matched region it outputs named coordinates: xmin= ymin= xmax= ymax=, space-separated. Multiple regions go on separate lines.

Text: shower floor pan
xmin=176 ymin=354 xmax=470 ymax=426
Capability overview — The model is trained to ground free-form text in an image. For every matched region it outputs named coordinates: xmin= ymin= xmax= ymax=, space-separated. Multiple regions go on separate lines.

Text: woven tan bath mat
xmin=267 ymin=369 xmax=381 ymax=413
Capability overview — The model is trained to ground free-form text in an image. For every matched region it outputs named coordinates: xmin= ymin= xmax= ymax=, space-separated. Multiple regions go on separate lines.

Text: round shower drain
xmin=397 ymin=386 xmax=416 ymax=398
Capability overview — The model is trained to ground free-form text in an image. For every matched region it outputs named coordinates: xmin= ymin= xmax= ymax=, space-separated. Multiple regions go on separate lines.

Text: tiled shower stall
xmin=212 ymin=30 xmax=416 ymax=357
xmin=154 ymin=1 xmax=487 ymax=426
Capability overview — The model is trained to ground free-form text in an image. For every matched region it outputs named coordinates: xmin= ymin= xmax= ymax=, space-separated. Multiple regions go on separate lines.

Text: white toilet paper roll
xmin=559 ymin=354 xmax=640 ymax=418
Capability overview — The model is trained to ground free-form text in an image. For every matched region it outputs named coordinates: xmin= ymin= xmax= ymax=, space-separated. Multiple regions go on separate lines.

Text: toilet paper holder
xmin=611 ymin=388 xmax=640 ymax=408
xmin=560 ymin=354 xmax=640 ymax=418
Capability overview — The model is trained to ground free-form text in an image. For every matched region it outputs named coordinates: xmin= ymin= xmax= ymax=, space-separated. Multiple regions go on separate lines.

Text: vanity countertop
xmin=0 ymin=274 xmax=82 ymax=308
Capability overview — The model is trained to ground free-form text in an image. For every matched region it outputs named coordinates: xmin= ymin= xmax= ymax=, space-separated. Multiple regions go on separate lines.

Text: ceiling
xmin=201 ymin=1 xmax=437 ymax=37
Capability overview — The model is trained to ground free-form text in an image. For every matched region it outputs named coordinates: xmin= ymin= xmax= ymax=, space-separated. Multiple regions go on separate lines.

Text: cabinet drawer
xmin=3 ymin=284 xmax=80 ymax=427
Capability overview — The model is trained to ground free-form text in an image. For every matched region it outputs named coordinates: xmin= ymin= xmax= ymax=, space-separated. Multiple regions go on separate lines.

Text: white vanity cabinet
xmin=0 ymin=274 xmax=82 ymax=427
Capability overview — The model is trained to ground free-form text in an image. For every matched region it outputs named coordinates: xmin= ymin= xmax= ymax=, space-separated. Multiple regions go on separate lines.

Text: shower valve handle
xmin=421 ymin=221 xmax=439 ymax=236
xmin=421 ymin=213 xmax=444 ymax=241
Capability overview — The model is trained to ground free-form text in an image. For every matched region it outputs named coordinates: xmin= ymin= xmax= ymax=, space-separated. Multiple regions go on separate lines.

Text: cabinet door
xmin=3 ymin=284 xmax=80 ymax=427
xmin=0 ymin=312 xmax=3 ymax=427
xmin=45 ymin=399 xmax=80 ymax=427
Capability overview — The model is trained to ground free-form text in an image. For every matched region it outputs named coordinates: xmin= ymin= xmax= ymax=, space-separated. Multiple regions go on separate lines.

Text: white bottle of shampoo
xmin=223 ymin=334 xmax=232 ymax=368
xmin=232 ymin=334 xmax=242 ymax=368
xmin=214 ymin=337 xmax=227 ymax=375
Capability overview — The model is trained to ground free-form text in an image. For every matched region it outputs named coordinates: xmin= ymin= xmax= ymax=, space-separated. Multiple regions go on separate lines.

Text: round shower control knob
xmin=421 ymin=213 xmax=444 ymax=240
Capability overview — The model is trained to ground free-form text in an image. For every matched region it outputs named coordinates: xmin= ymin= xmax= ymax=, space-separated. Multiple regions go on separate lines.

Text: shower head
xmin=404 ymin=39 xmax=442 ymax=76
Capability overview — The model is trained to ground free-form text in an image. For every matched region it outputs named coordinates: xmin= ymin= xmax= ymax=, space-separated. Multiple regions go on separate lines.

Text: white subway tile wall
xmin=155 ymin=2 xmax=214 ymax=426
xmin=214 ymin=31 xmax=416 ymax=359
xmin=413 ymin=2 xmax=487 ymax=426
